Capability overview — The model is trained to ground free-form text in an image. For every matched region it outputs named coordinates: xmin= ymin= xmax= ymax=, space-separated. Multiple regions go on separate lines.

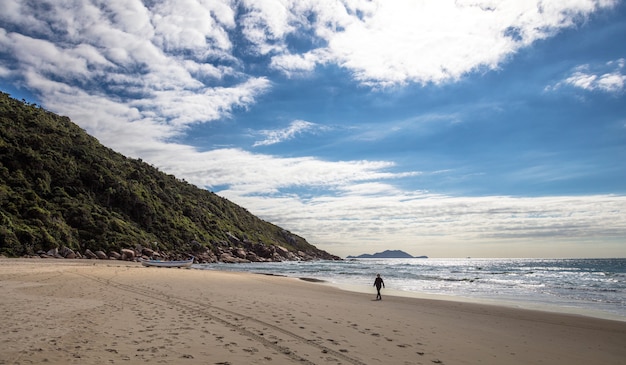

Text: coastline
xmin=199 ymin=258 xmax=626 ymax=323
xmin=1 ymin=258 xmax=625 ymax=364
xmin=325 ymin=281 xmax=626 ymax=323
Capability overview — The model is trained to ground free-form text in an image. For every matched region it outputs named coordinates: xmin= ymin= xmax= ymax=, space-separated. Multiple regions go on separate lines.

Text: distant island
xmin=346 ymin=250 xmax=428 ymax=259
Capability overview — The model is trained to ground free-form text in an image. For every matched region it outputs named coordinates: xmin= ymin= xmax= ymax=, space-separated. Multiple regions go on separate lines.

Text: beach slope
xmin=1 ymin=259 xmax=625 ymax=364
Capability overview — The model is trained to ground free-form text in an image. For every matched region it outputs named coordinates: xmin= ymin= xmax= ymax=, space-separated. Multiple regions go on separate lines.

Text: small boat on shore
xmin=140 ymin=257 xmax=194 ymax=268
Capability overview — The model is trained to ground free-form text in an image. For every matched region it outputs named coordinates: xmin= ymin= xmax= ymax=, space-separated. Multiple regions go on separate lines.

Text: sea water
xmin=196 ymin=258 xmax=626 ymax=321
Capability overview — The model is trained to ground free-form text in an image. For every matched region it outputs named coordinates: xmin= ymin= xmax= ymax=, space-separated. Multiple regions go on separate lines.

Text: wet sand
xmin=1 ymin=258 xmax=625 ymax=364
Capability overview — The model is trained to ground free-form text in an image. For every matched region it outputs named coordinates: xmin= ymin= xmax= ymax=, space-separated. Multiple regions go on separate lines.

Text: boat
xmin=140 ymin=256 xmax=194 ymax=268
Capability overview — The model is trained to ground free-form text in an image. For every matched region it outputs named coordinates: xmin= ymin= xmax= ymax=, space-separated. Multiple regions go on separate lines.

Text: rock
xmin=84 ymin=249 xmax=98 ymax=259
xmin=108 ymin=251 xmax=121 ymax=260
xmin=47 ymin=247 xmax=58 ymax=257
xmin=58 ymin=246 xmax=74 ymax=258
xmin=197 ymin=251 xmax=217 ymax=263
xmin=142 ymin=247 xmax=156 ymax=257
xmin=233 ymin=248 xmax=248 ymax=259
xmin=95 ymin=250 xmax=108 ymax=259
xmin=220 ymin=252 xmax=250 ymax=264
xmin=298 ymin=251 xmax=315 ymax=261
xmin=275 ymin=245 xmax=290 ymax=258
xmin=120 ymin=248 xmax=135 ymax=260
xmin=246 ymin=252 xmax=259 ymax=262
xmin=219 ymin=252 xmax=235 ymax=263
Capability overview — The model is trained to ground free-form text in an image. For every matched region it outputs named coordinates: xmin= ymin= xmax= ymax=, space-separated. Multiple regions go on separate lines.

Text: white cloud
xmin=239 ymin=0 xmax=296 ymax=55
xmin=1 ymin=0 xmax=619 ymax=93
xmin=149 ymin=147 xmax=415 ymax=196
xmin=0 ymin=65 xmax=11 ymax=78
xmin=223 ymin=189 xmax=626 ymax=258
xmin=264 ymin=0 xmax=618 ymax=86
xmin=1 ymin=32 xmax=96 ymax=80
xmin=0 ymin=0 xmax=272 ymax=145
xmin=151 ymin=0 xmax=235 ymax=55
xmin=253 ymin=120 xmax=320 ymax=146
xmin=595 ymin=73 xmax=626 ymax=93
xmin=269 ymin=50 xmax=326 ymax=76
xmin=549 ymin=58 xmax=626 ymax=93
xmin=2 ymin=0 xmax=618 ymax=141
xmin=132 ymin=77 xmax=272 ymax=127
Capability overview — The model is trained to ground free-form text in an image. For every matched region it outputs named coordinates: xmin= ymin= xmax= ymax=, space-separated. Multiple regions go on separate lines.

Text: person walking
xmin=373 ymin=273 xmax=385 ymax=300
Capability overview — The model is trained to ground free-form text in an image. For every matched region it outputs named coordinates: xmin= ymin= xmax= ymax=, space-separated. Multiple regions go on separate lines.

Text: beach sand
xmin=1 ymin=259 xmax=625 ymax=365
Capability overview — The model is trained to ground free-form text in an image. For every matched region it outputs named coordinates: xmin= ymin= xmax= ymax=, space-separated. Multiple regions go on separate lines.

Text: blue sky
xmin=1 ymin=0 xmax=625 ymax=258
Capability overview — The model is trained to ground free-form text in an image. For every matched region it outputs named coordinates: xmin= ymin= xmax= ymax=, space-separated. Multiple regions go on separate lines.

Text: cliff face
xmin=0 ymin=92 xmax=340 ymax=262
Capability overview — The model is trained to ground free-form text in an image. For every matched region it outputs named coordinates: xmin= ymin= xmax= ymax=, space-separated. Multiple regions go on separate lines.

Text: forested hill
xmin=0 ymin=92 xmax=339 ymax=262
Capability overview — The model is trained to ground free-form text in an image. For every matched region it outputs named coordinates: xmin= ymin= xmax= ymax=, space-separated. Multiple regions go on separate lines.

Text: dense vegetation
xmin=0 ymin=92 xmax=335 ymax=260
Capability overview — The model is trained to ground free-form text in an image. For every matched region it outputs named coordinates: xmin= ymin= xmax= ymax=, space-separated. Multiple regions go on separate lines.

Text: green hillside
xmin=0 ymin=92 xmax=339 ymax=261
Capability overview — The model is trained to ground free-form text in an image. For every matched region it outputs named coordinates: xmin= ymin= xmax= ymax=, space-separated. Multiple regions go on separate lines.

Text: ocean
xmin=196 ymin=258 xmax=626 ymax=321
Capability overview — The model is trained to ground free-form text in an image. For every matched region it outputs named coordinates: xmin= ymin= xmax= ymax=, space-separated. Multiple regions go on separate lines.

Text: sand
xmin=1 ymin=258 xmax=625 ymax=365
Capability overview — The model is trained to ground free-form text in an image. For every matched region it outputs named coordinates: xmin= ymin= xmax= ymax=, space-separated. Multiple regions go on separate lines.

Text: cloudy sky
xmin=1 ymin=0 xmax=625 ymax=258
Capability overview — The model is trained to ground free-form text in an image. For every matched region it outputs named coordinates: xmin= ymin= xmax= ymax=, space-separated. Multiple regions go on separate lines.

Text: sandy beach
xmin=1 ymin=259 xmax=625 ymax=365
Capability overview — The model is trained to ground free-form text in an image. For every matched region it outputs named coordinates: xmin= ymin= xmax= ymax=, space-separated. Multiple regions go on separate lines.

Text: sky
xmin=1 ymin=0 xmax=625 ymax=258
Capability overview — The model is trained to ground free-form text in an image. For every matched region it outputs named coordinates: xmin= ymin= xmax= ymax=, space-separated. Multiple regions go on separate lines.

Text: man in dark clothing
xmin=374 ymin=274 xmax=385 ymax=300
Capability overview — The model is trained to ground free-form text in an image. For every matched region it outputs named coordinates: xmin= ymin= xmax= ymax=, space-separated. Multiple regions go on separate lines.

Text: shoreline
xmin=201 ymin=264 xmax=626 ymax=323
xmin=323 ymin=281 xmax=626 ymax=323
xmin=2 ymin=258 xmax=626 ymax=364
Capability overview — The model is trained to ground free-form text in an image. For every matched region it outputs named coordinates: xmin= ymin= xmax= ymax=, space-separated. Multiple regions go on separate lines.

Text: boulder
xmin=108 ymin=251 xmax=122 ymax=260
xmin=142 ymin=247 xmax=156 ymax=257
xmin=220 ymin=252 xmax=250 ymax=264
xmin=197 ymin=251 xmax=217 ymax=263
xmin=84 ymin=249 xmax=98 ymax=259
xmin=95 ymin=250 xmax=108 ymax=259
xmin=233 ymin=248 xmax=248 ymax=259
xmin=297 ymin=251 xmax=313 ymax=260
xmin=275 ymin=245 xmax=290 ymax=258
xmin=58 ymin=246 xmax=74 ymax=258
xmin=252 ymin=243 xmax=272 ymax=258
xmin=120 ymin=249 xmax=135 ymax=260
xmin=219 ymin=252 xmax=236 ymax=263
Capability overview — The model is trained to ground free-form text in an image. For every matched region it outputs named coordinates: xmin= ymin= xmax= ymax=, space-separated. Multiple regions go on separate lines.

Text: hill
xmin=0 ymin=92 xmax=339 ymax=262
xmin=346 ymin=250 xmax=427 ymax=259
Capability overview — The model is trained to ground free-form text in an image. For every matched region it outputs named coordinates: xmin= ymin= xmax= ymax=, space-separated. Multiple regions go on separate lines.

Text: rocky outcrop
xmin=32 ymin=234 xmax=341 ymax=264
